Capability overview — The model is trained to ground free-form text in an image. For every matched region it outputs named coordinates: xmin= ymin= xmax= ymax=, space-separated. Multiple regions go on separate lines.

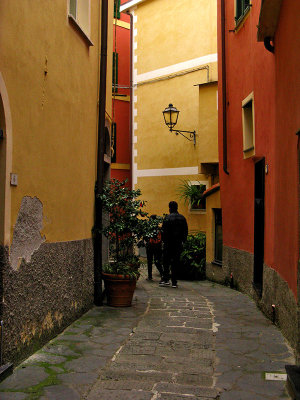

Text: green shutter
xmin=114 ymin=0 xmax=121 ymax=19
xmin=113 ymin=52 xmax=118 ymax=93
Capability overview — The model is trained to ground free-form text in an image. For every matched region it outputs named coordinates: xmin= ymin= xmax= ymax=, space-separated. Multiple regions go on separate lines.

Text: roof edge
xmin=120 ymin=0 xmax=148 ymax=12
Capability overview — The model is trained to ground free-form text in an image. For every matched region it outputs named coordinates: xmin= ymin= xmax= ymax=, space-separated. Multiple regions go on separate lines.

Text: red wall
xmin=111 ymin=1 xmax=131 ymax=187
xmin=218 ymin=0 xmax=299 ymax=296
xmin=273 ymin=0 xmax=300 ymax=295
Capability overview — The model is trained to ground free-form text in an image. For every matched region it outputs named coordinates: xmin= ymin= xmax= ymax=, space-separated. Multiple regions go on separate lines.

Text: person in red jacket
xmin=160 ymin=201 xmax=188 ymax=288
xmin=146 ymin=215 xmax=163 ymax=281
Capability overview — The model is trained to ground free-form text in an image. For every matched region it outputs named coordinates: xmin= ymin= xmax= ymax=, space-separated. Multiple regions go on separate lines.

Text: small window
xmin=114 ymin=0 xmax=121 ymax=19
xmin=69 ymin=0 xmax=90 ymax=35
xmin=235 ymin=0 xmax=250 ymax=24
xmin=190 ymin=183 xmax=206 ymax=211
xmin=242 ymin=92 xmax=255 ymax=158
xmin=113 ymin=52 xmax=119 ymax=93
xmin=214 ymin=209 xmax=223 ymax=264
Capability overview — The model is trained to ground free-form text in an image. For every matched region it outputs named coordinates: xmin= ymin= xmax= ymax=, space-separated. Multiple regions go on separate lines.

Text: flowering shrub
xmin=98 ymin=179 xmax=160 ymax=276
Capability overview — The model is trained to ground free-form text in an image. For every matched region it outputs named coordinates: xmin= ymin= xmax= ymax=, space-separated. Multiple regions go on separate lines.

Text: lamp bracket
xmin=170 ymin=128 xmax=196 ymax=146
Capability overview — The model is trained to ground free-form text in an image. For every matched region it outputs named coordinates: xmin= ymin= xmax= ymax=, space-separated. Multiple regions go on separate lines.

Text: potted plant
xmin=179 ymin=232 xmax=206 ymax=280
xmin=177 ymin=180 xmax=206 ymax=210
xmin=98 ymin=179 xmax=158 ymax=306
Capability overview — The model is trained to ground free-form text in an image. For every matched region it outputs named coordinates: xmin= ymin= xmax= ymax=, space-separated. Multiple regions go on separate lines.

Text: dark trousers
xmin=163 ymin=244 xmax=183 ymax=285
xmin=146 ymin=245 xmax=163 ymax=279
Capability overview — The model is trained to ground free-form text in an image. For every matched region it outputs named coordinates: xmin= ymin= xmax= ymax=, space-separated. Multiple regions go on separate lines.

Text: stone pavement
xmin=0 ymin=265 xmax=295 ymax=399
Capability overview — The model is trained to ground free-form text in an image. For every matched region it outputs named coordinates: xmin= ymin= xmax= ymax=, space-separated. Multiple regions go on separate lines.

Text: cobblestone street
xmin=0 ymin=266 xmax=295 ymax=399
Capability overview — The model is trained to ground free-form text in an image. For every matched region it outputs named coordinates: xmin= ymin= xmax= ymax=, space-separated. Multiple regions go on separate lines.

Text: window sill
xmin=212 ymin=260 xmax=222 ymax=267
xmin=189 ymin=209 xmax=206 ymax=215
xmin=68 ymin=14 xmax=94 ymax=47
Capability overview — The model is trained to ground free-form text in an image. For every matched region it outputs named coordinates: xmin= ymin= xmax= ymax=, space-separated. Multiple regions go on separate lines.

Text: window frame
xmin=235 ymin=0 xmax=251 ymax=26
xmin=68 ymin=0 xmax=93 ymax=46
xmin=242 ymin=92 xmax=255 ymax=159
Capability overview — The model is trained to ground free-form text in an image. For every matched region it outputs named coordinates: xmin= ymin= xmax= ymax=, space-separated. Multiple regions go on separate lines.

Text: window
xmin=235 ymin=0 xmax=250 ymax=24
xmin=242 ymin=92 xmax=255 ymax=158
xmin=113 ymin=52 xmax=119 ymax=93
xmin=69 ymin=0 xmax=90 ymax=35
xmin=214 ymin=209 xmax=223 ymax=264
xmin=188 ymin=182 xmax=207 ymax=211
xmin=114 ymin=0 xmax=121 ymax=19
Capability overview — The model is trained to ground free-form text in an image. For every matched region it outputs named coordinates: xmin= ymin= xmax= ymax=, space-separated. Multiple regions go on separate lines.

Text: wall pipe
xmin=94 ymin=0 xmax=109 ymax=306
xmin=221 ymin=0 xmax=229 ymax=175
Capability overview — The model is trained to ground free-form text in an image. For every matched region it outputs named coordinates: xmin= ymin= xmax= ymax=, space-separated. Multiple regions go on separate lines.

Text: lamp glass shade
xmin=162 ymin=104 xmax=179 ymax=129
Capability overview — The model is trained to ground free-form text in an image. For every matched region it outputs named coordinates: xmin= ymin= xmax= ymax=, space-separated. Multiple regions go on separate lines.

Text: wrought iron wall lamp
xmin=162 ymin=104 xmax=196 ymax=145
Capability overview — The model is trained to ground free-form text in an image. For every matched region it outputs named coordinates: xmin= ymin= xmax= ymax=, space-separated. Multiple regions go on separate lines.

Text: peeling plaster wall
xmin=1 ymin=239 xmax=93 ymax=365
xmin=10 ymin=197 xmax=45 ymax=270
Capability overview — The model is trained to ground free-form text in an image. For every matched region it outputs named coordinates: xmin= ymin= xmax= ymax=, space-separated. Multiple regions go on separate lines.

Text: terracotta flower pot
xmin=102 ymin=272 xmax=137 ymax=307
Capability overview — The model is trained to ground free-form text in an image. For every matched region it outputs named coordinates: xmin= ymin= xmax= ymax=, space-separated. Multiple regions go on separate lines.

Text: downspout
xmin=221 ymin=0 xmax=229 ymax=175
xmin=94 ymin=0 xmax=109 ymax=306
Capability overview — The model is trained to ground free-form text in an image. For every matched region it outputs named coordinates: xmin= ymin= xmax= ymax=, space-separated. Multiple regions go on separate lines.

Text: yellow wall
xmin=136 ymin=0 xmax=217 ymax=74
xmin=128 ymin=0 xmax=218 ymax=237
xmin=0 ymin=0 xmax=113 ymax=244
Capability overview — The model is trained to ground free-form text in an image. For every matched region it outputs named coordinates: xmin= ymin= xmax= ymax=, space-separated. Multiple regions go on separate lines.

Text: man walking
xmin=160 ymin=201 xmax=188 ymax=288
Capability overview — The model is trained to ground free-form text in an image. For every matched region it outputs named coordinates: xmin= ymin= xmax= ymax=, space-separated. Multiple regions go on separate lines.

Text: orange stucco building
xmin=215 ymin=0 xmax=300 ymax=360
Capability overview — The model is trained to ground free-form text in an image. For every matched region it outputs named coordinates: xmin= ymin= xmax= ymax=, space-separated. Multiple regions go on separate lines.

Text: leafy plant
xmin=179 ymin=232 xmax=206 ymax=280
xmin=97 ymin=179 xmax=160 ymax=277
xmin=177 ymin=180 xmax=206 ymax=209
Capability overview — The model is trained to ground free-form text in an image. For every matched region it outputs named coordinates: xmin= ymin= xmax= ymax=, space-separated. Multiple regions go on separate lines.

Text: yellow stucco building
xmin=0 ymin=0 xmax=113 ymax=365
xmin=121 ymin=0 xmax=221 ymax=265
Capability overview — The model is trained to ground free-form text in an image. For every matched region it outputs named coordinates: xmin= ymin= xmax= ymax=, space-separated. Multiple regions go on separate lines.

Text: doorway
xmin=253 ymin=158 xmax=265 ymax=296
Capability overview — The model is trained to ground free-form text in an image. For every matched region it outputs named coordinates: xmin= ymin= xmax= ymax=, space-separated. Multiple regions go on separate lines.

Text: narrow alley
xmin=0 ymin=266 xmax=294 ymax=400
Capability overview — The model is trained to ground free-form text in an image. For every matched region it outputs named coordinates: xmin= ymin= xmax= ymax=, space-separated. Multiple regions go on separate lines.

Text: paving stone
xmin=41 ymin=385 xmax=81 ymax=400
xmin=64 ymin=355 xmax=107 ymax=372
xmin=155 ymin=383 xmax=218 ymax=398
xmin=59 ymin=372 xmax=98 ymax=385
xmin=86 ymin=388 xmax=153 ymax=400
xmin=100 ymin=368 xmax=173 ymax=382
xmin=57 ymin=334 xmax=90 ymax=342
xmin=160 ymin=395 xmax=211 ymax=400
xmin=43 ymin=344 xmax=80 ymax=357
xmin=176 ymin=373 xmax=213 ymax=386
xmin=0 ymin=393 xmax=27 ymax=400
xmin=0 ymin=366 xmax=48 ymax=390
xmin=22 ymin=352 xmax=67 ymax=365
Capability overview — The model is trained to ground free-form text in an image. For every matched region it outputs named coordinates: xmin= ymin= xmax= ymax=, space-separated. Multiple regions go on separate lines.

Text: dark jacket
xmin=162 ymin=212 xmax=188 ymax=246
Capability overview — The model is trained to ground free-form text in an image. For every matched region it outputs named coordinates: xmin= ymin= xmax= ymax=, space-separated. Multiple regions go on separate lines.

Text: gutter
xmin=221 ymin=0 xmax=229 ymax=175
xmin=94 ymin=0 xmax=109 ymax=306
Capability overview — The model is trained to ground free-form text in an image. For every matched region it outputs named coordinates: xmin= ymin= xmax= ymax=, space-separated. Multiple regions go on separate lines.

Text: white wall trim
xmin=134 ymin=167 xmax=199 ymax=186
xmin=136 ymin=54 xmax=217 ymax=84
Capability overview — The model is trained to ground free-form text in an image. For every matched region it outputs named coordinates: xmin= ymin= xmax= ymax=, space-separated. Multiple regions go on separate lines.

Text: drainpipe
xmin=221 ymin=0 xmax=229 ymax=175
xmin=94 ymin=0 xmax=109 ymax=306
